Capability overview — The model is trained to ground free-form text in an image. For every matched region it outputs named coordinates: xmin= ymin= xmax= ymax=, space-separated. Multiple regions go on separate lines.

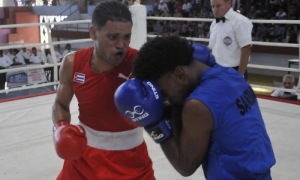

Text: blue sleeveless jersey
xmin=186 ymin=64 xmax=276 ymax=180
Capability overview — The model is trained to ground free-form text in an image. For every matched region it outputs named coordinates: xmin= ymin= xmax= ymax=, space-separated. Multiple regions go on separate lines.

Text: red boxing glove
xmin=53 ymin=120 xmax=87 ymax=160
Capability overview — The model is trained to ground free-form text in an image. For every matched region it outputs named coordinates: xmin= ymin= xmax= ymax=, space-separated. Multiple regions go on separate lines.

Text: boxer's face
xmin=211 ymin=0 xmax=231 ymax=18
xmin=90 ymin=20 xmax=132 ymax=67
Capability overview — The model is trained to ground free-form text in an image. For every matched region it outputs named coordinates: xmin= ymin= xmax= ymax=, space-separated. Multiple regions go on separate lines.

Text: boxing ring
xmin=0 ymin=5 xmax=300 ymax=180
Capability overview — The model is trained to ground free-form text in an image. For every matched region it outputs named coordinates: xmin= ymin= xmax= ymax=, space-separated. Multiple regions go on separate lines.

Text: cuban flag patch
xmin=73 ymin=72 xmax=85 ymax=84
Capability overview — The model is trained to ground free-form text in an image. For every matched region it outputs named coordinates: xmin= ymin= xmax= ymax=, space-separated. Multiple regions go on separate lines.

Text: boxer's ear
xmin=90 ymin=25 xmax=97 ymax=40
xmin=173 ymin=66 xmax=185 ymax=81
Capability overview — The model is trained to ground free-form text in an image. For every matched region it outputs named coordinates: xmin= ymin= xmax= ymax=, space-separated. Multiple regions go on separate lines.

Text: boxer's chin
xmin=111 ymin=53 xmax=124 ymax=66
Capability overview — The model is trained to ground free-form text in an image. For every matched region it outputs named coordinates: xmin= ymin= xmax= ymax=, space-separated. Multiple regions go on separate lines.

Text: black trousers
xmin=44 ymin=66 xmax=60 ymax=82
xmin=233 ymin=66 xmax=248 ymax=81
xmin=0 ymin=67 xmax=6 ymax=90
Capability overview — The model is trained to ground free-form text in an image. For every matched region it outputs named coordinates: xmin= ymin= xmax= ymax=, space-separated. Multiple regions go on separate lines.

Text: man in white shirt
xmin=275 ymin=8 xmax=287 ymax=19
xmin=0 ymin=50 xmax=13 ymax=90
xmin=181 ymin=0 xmax=192 ymax=17
xmin=271 ymin=74 xmax=300 ymax=100
xmin=29 ymin=47 xmax=44 ymax=64
xmin=18 ymin=47 xmax=31 ymax=64
xmin=208 ymin=0 xmax=253 ymax=80
xmin=158 ymin=0 xmax=169 ymax=12
xmin=62 ymin=44 xmax=74 ymax=58
xmin=12 ymin=49 xmax=26 ymax=65
xmin=47 ymin=50 xmax=63 ymax=64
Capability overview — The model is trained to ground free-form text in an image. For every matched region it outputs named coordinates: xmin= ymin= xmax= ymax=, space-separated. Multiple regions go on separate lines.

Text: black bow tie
xmin=216 ymin=17 xmax=225 ymax=23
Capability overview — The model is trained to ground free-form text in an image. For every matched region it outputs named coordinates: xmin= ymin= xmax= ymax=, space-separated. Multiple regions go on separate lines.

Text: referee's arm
xmin=238 ymin=44 xmax=251 ymax=75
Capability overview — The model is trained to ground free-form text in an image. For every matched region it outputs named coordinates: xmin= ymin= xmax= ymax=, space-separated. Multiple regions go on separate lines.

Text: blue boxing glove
xmin=114 ymin=78 xmax=172 ymax=143
xmin=192 ymin=42 xmax=216 ymax=67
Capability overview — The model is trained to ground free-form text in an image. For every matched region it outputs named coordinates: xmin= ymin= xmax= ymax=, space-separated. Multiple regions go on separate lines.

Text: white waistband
xmin=79 ymin=123 xmax=144 ymax=151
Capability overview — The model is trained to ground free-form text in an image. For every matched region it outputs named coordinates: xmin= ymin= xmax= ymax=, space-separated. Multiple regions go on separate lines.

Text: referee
xmin=209 ymin=0 xmax=253 ymax=80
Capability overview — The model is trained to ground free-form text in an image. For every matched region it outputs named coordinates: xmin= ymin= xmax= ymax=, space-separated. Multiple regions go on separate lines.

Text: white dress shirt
xmin=29 ymin=52 xmax=44 ymax=64
xmin=0 ymin=55 xmax=13 ymax=68
xmin=18 ymin=49 xmax=31 ymax=59
xmin=208 ymin=8 xmax=253 ymax=67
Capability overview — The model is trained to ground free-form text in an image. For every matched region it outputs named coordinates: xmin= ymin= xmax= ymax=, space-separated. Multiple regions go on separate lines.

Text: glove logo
xmin=146 ymin=81 xmax=160 ymax=99
xmin=125 ymin=105 xmax=149 ymax=122
xmin=150 ymin=129 xmax=164 ymax=141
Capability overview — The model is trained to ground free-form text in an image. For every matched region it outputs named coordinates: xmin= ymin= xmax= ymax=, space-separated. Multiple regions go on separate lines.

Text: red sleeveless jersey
xmin=72 ymin=47 xmax=138 ymax=132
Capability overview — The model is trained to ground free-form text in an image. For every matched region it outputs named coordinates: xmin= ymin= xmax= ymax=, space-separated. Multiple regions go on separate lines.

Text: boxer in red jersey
xmin=51 ymin=1 xmax=155 ymax=179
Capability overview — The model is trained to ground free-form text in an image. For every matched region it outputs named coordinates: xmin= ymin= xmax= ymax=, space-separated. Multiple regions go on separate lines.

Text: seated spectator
xmin=158 ymin=0 xmax=169 ymax=12
xmin=174 ymin=0 xmax=183 ymax=12
xmin=173 ymin=9 xmax=182 ymax=17
xmin=11 ymin=49 xmax=26 ymax=65
xmin=29 ymin=47 xmax=44 ymax=64
xmin=18 ymin=47 xmax=31 ymax=64
xmin=161 ymin=7 xmax=170 ymax=17
xmin=255 ymin=23 xmax=269 ymax=41
xmin=285 ymin=24 xmax=299 ymax=43
xmin=167 ymin=0 xmax=175 ymax=16
xmin=46 ymin=49 xmax=63 ymax=63
xmin=4 ymin=49 xmax=12 ymax=57
xmin=248 ymin=6 xmax=257 ymax=19
xmin=181 ymin=0 xmax=192 ymax=17
xmin=199 ymin=8 xmax=209 ymax=18
xmin=62 ymin=44 xmax=74 ymax=58
xmin=275 ymin=8 xmax=287 ymax=19
xmin=147 ymin=20 xmax=155 ymax=34
xmin=0 ymin=50 xmax=13 ymax=90
xmin=287 ymin=5 xmax=298 ymax=20
xmin=271 ymin=74 xmax=300 ymax=100
xmin=269 ymin=24 xmax=284 ymax=42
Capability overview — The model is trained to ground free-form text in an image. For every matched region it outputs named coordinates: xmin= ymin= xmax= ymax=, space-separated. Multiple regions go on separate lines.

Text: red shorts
xmin=56 ymin=141 xmax=155 ymax=180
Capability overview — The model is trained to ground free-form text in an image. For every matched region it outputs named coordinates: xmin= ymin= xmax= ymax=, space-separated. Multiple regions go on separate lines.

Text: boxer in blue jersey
xmin=117 ymin=36 xmax=276 ymax=180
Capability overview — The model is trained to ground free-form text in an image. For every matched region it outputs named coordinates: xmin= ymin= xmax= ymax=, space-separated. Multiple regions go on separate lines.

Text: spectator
xmin=275 ymin=8 xmax=287 ymax=19
xmin=167 ymin=0 xmax=176 ymax=16
xmin=44 ymin=49 xmax=62 ymax=82
xmin=29 ymin=47 xmax=44 ymax=64
xmin=181 ymin=0 xmax=192 ymax=17
xmin=0 ymin=50 xmax=13 ymax=90
xmin=18 ymin=47 xmax=31 ymax=64
xmin=11 ymin=49 xmax=26 ymax=65
xmin=271 ymin=74 xmax=300 ymax=100
xmin=173 ymin=8 xmax=182 ymax=17
xmin=174 ymin=0 xmax=183 ymax=12
xmin=45 ymin=49 xmax=62 ymax=63
xmin=287 ymin=5 xmax=298 ymax=20
xmin=158 ymin=0 xmax=169 ymax=12
xmin=248 ymin=6 xmax=257 ymax=19
xmin=62 ymin=44 xmax=74 ymax=58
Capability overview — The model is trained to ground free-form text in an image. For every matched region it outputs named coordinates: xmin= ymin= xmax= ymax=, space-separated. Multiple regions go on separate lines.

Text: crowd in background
xmin=146 ymin=0 xmax=300 ymax=43
xmin=0 ymin=44 xmax=73 ymax=88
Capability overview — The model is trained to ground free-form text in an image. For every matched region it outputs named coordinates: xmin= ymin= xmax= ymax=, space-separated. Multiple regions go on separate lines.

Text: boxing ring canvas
xmin=0 ymin=94 xmax=299 ymax=180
